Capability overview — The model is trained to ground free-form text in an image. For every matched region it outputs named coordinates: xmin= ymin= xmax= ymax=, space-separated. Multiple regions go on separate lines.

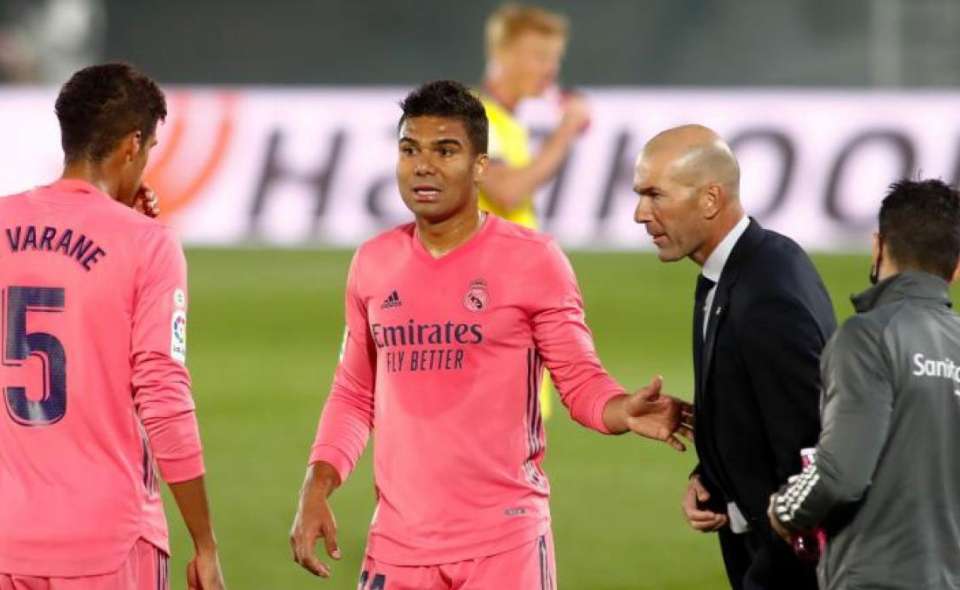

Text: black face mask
xmin=870 ymin=238 xmax=884 ymax=285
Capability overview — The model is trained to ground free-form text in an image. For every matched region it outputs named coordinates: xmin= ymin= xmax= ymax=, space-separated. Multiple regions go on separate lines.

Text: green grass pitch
xmin=163 ymin=248 xmax=956 ymax=589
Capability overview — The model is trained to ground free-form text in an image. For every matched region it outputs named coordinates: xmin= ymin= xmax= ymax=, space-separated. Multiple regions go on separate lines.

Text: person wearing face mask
xmin=769 ymin=179 xmax=960 ymax=590
xmin=633 ymin=124 xmax=836 ymax=590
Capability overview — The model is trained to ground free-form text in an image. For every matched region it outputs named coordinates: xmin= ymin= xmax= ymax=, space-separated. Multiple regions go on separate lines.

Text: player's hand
xmin=186 ymin=548 xmax=226 ymax=590
xmin=767 ymin=493 xmax=792 ymax=543
xmin=558 ymin=92 xmax=591 ymax=135
xmin=133 ymin=183 xmax=160 ymax=218
xmin=622 ymin=375 xmax=693 ymax=451
xmin=290 ymin=464 xmax=342 ymax=578
xmin=682 ymin=475 xmax=728 ymax=532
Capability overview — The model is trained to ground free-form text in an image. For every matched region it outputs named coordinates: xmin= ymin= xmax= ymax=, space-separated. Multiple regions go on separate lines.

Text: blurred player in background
xmin=0 ymin=63 xmax=225 ymax=590
xmin=480 ymin=3 xmax=589 ymax=419
xmin=479 ymin=3 xmax=588 ymax=227
xmin=290 ymin=80 xmax=691 ymax=589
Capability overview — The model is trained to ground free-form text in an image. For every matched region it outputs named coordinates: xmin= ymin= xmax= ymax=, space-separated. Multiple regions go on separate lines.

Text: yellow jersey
xmin=478 ymin=95 xmax=538 ymax=230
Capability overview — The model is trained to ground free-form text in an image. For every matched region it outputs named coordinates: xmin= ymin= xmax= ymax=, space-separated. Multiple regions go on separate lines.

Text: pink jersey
xmin=0 ymin=180 xmax=204 ymax=577
xmin=310 ymin=215 xmax=623 ymax=566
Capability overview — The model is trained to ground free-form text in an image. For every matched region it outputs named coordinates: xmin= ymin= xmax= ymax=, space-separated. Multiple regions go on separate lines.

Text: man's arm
xmin=291 ymin=251 xmax=376 ymax=578
xmin=736 ymin=294 xmax=828 ymax=484
xmin=131 ymin=227 xmax=224 ymax=589
xmin=290 ymin=462 xmax=343 ymax=578
xmin=770 ymin=315 xmax=894 ymax=536
xmin=530 ymin=240 xmax=690 ymax=447
xmin=169 ymin=477 xmax=225 ymax=589
xmin=480 ymin=96 xmax=589 ymax=210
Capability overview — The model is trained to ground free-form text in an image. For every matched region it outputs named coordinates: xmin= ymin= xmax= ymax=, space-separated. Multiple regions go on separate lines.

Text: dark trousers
xmin=718 ymin=527 xmax=818 ymax=590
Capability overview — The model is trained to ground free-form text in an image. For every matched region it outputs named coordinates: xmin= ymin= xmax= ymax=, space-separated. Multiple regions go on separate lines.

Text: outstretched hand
xmin=616 ymin=376 xmax=694 ymax=451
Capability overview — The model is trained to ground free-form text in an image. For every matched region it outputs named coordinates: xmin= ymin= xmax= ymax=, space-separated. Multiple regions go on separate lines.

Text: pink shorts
xmin=0 ymin=539 xmax=168 ymax=590
xmin=358 ymin=533 xmax=556 ymax=590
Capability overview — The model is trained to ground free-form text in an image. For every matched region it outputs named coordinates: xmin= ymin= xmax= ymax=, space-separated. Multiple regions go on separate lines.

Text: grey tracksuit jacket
xmin=772 ymin=271 xmax=960 ymax=590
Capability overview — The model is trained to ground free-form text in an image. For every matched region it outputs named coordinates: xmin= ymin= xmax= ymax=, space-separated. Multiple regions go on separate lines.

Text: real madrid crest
xmin=464 ymin=278 xmax=489 ymax=312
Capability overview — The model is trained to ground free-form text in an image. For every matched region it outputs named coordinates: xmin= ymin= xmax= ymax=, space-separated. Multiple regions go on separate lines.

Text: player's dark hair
xmin=879 ymin=178 xmax=960 ymax=281
xmin=399 ymin=80 xmax=488 ymax=154
xmin=55 ymin=63 xmax=167 ymax=163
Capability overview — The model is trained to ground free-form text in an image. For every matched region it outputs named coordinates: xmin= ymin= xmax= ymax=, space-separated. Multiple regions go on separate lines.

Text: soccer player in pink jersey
xmin=290 ymin=80 xmax=693 ymax=589
xmin=0 ymin=64 xmax=225 ymax=590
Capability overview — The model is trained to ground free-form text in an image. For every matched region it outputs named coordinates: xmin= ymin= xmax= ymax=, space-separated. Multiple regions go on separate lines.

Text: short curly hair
xmin=55 ymin=63 xmax=167 ymax=163
xmin=398 ymin=80 xmax=488 ymax=154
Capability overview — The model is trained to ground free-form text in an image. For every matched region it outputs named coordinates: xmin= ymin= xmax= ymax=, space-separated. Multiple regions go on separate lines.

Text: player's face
xmin=397 ymin=116 xmax=487 ymax=223
xmin=116 ymin=130 xmax=158 ymax=206
xmin=632 ymin=153 xmax=707 ymax=262
xmin=498 ymin=32 xmax=566 ymax=98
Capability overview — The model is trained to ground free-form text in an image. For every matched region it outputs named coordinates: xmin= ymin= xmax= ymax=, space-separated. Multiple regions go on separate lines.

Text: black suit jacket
xmin=693 ymin=219 xmax=836 ymax=535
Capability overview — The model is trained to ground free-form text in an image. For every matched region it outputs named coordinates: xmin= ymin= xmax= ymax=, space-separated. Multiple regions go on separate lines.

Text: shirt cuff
xmin=589 ymin=388 xmax=627 ymax=434
xmin=309 ymin=445 xmax=355 ymax=484
xmin=157 ymin=452 xmax=206 ymax=484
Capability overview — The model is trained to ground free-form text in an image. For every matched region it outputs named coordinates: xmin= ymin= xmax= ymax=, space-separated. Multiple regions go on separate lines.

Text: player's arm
xmin=168 ymin=477 xmax=226 ymax=588
xmin=291 ymin=461 xmax=343 ymax=578
xmin=530 ymin=240 xmax=690 ymax=449
xmin=769 ymin=316 xmax=893 ymax=539
xmin=131 ymin=227 xmax=224 ymax=589
xmin=479 ymin=95 xmax=589 ymax=210
xmin=291 ymin=251 xmax=376 ymax=579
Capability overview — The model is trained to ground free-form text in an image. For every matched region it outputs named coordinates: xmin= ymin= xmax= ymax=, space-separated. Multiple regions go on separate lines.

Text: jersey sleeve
xmin=309 ymin=249 xmax=377 ymax=483
xmin=530 ymin=240 xmax=624 ymax=433
xmin=130 ymin=226 xmax=204 ymax=484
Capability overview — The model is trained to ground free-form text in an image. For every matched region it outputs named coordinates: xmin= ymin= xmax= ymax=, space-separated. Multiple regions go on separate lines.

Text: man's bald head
xmin=633 ymin=125 xmax=746 ymax=265
xmin=641 ymin=124 xmax=740 ymax=200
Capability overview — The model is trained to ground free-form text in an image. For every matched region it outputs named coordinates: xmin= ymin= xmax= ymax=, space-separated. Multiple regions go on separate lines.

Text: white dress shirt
xmin=701 ymin=215 xmax=750 ymax=338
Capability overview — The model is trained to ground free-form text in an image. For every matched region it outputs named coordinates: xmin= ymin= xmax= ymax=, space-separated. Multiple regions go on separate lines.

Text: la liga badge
xmin=171 ymin=310 xmax=187 ymax=363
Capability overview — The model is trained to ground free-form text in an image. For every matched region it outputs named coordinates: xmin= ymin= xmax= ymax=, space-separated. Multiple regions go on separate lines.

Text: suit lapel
xmin=698 ymin=219 xmax=766 ymax=397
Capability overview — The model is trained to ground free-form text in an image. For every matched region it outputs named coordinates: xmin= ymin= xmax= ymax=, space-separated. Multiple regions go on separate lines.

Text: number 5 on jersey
xmin=2 ymin=286 xmax=67 ymax=426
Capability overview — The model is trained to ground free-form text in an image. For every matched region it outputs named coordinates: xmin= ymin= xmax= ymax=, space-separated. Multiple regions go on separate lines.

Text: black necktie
xmin=694 ymin=274 xmax=716 ymax=344
xmin=695 ymin=274 xmax=716 ymax=307
xmin=692 ymin=274 xmax=716 ymax=401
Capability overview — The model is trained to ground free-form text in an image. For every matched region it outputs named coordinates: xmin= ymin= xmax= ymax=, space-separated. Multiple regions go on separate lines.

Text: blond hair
xmin=485 ymin=4 xmax=569 ymax=56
